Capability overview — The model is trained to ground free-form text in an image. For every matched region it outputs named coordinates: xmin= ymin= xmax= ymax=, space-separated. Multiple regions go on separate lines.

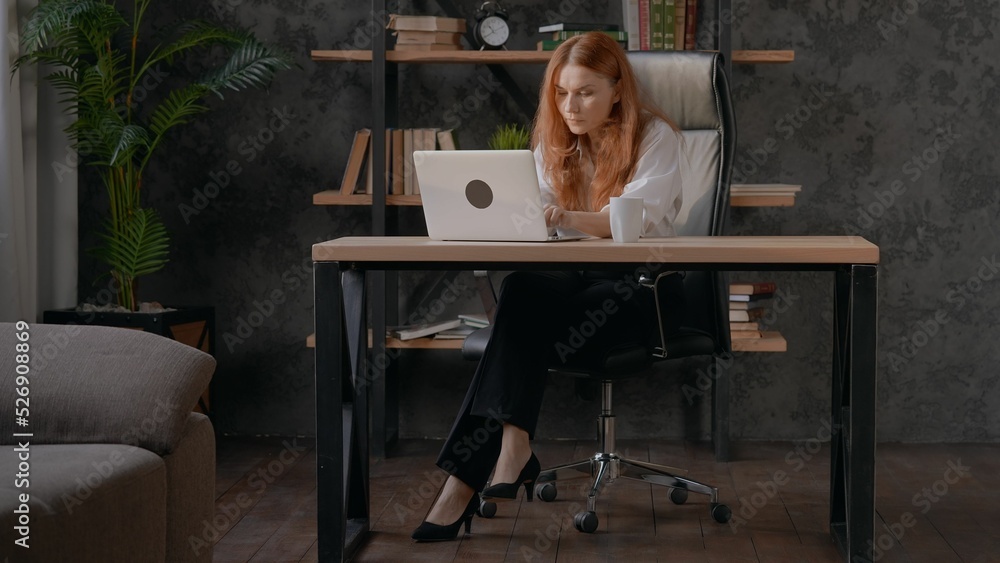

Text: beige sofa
xmin=0 ymin=323 xmax=216 ymax=563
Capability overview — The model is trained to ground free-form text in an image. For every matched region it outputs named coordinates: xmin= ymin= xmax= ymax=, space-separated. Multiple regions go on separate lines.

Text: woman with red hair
xmin=413 ymin=32 xmax=684 ymax=542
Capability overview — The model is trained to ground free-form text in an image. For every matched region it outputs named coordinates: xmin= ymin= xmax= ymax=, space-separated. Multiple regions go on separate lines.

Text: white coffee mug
xmin=609 ymin=196 xmax=644 ymax=243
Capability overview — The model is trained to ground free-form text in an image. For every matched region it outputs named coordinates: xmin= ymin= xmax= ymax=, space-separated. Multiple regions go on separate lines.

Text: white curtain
xmin=1 ymin=0 xmax=77 ymax=322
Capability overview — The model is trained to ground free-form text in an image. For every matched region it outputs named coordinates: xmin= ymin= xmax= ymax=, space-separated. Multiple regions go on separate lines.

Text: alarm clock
xmin=473 ymin=1 xmax=510 ymax=50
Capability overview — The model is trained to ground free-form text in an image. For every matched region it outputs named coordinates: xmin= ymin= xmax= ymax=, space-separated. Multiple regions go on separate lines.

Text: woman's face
xmin=554 ymin=63 xmax=620 ymax=139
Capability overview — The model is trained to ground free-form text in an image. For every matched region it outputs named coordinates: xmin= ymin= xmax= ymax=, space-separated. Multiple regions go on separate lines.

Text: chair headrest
xmin=626 ymin=51 xmax=723 ymax=131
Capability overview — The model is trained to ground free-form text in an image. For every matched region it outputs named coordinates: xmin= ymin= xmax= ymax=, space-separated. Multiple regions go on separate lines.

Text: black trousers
xmin=436 ymin=270 xmax=679 ymax=491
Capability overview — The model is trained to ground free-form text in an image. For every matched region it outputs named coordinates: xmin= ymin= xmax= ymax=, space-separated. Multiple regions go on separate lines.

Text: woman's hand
xmin=544 ymin=204 xmax=613 ymax=238
xmin=544 ymin=204 xmax=571 ymax=229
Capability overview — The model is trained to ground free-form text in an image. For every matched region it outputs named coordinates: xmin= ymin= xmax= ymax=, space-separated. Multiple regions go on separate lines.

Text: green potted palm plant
xmin=13 ymin=0 xmax=292 ymax=311
xmin=14 ymin=0 xmax=292 ymax=414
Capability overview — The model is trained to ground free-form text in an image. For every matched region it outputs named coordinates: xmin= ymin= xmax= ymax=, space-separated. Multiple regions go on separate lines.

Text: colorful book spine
xmin=684 ymin=0 xmax=698 ymax=50
xmin=622 ymin=0 xmax=640 ymax=50
xmin=663 ymin=0 xmax=675 ymax=50
xmin=551 ymin=30 xmax=630 ymax=42
xmin=650 ymin=0 xmax=664 ymax=51
xmin=639 ymin=0 xmax=651 ymax=51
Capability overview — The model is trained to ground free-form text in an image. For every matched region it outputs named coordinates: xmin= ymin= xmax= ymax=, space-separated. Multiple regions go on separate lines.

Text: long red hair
xmin=532 ymin=33 xmax=675 ymax=211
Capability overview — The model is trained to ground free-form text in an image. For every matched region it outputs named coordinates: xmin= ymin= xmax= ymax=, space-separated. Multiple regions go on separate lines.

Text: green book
xmin=664 ymin=0 xmax=676 ymax=50
xmin=650 ymin=0 xmax=664 ymax=51
xmin=551 ymin=30 xmax=629 ymax=42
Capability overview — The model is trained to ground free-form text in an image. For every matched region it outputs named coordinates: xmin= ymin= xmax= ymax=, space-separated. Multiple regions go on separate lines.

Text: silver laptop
xmin=414 ymin=149 xmax=585 ymax=242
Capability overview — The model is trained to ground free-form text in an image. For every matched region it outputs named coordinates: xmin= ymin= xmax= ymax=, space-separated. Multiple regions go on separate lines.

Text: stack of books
xmin=388 ymin=14 xmax=466 ymax=51
xmin=536 ymin=23 xmax=627 ymax=51
xmin=729 ymin=281 xmax=776 ymax=340
xmin=337 ymin=128 xmax=457 ymax=196
xmin=620 ymin=0 xmax=699 ymax=51
xmin=389 ymin=318 xmax=462 ymax=341
xmin=434 ymin=314 xmax=490 ymax=340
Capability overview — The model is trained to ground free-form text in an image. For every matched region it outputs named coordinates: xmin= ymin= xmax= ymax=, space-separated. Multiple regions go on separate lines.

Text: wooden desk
xmin=312 ymin=236 xmax=879 ymax=562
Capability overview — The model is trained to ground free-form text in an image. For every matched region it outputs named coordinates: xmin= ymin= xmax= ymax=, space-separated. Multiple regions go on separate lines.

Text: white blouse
xmin=534 ymin=117 xmax=683 ymax=238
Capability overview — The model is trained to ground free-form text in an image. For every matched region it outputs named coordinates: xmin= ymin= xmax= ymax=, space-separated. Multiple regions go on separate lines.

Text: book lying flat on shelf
xmin=458 ymin=313 xmax=489 ymax=328
xmin=730 ymin=281 xmax=777 ymax=295
xmin=434 ymin=325 xmax=478 ymax=340
xmin=731 ymin=330 xmax=764 ymax=340
xmin=395 ymin=43 xmax=462 ymax=51
xmin=394 ymin=30 xmax=463 ymax=44
xmin=730 ymin=292 xmax=774 ymax=302
xmin=729 ymin=308 xmax=766 ymax=322
xmin=389 ymin=318 xmax=462 ymax=340
xmin=387 ymin=14 xmax=466 ymax=33
xmin=730 ymin=301 xmax=771 ymax=311
xmin=730 ymin=321 xmax=761 ymax=331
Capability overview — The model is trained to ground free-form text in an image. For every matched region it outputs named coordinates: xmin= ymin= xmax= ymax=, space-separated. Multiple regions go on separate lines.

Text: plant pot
xmin=42 ymin=306 xmax=215 ymax=415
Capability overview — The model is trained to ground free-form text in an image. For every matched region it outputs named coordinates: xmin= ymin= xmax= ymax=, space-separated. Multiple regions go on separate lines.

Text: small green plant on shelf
xmin=487 ymin=123 xmax=530 ymax=150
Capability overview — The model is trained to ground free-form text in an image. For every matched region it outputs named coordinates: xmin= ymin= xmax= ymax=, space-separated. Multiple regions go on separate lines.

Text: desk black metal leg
xmin=831 ymin=265 xmax=877 ymax=562
xmin=712 ymin=354 xmax=731 ymax=462
xmin=315 ymin=263 xmax=370 ymax=562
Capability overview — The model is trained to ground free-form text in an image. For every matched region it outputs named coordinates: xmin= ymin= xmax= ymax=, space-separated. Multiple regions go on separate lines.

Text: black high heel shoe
xmin=481 ymin=453 xmax=541 ymax=502
xmin=411 ymin=496 xmax=478 ymax=542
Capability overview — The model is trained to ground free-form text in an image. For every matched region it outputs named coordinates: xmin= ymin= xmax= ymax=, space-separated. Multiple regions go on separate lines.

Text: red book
xmin=729 ymin=281 xmax=777 ymax=295
xmin=639 ymin=0 xmax=651 ymax=51
xmin=684 ymin=0 xmax=698 ymax=50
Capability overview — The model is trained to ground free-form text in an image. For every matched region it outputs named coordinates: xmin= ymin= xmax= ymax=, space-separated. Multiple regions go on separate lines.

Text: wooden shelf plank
xmin=311 ymin=49 xmax=794 ymax=65
xmin=308 ymin=330 xmax=785 ymax=352
xmin=731 ymin=331 xmax=787 ymax=352
xmin=731 ymin=184 xmax=801 ymax=207
xmin=305 ymin=332 xmax=464 ymax=350
xmin=731 ymin=195 xmax=796 ymax=207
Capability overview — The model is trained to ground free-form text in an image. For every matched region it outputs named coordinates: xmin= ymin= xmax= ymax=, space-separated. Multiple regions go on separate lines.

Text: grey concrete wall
xmin=78 ymin=1 xmax=1000 ymax=442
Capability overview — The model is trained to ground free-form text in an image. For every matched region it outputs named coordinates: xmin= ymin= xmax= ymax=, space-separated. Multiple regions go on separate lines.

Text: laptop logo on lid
xmin=465 ymin=179 xmax=493 ymax=209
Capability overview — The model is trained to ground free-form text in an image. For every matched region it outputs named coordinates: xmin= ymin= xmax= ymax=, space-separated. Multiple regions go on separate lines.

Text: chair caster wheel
xmin=574 ymin=511 xmax=599 ymax=533
xmin=478 ymin=499 xmax=497 ymax=519
xmin=711 ymin=503 xmax=732 ymax=523
xmin=536 ymin=482 xmax=557 ymax=502
xmin=669 ymin=487 xmax=688 ymax=505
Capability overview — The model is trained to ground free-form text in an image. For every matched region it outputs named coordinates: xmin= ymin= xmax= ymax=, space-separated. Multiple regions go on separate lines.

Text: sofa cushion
xmin=0 ymin=444 xmax=167 ymax=563
xmin=0 ymin=323 xmax=215 ymax=455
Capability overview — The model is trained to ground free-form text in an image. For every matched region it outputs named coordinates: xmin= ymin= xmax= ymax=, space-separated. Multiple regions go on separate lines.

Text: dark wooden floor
xmin=211 ymin=437 xmax=1000 ymax=562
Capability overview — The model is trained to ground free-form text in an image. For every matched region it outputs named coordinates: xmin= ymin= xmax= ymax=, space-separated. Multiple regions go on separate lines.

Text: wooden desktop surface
xmin=313 ymin=236 xmax=879 ymax=265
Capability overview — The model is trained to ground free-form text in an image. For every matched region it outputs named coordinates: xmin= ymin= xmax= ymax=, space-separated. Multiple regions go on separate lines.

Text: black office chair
xmin=462 ymin=51 xmax=736 ymax=533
